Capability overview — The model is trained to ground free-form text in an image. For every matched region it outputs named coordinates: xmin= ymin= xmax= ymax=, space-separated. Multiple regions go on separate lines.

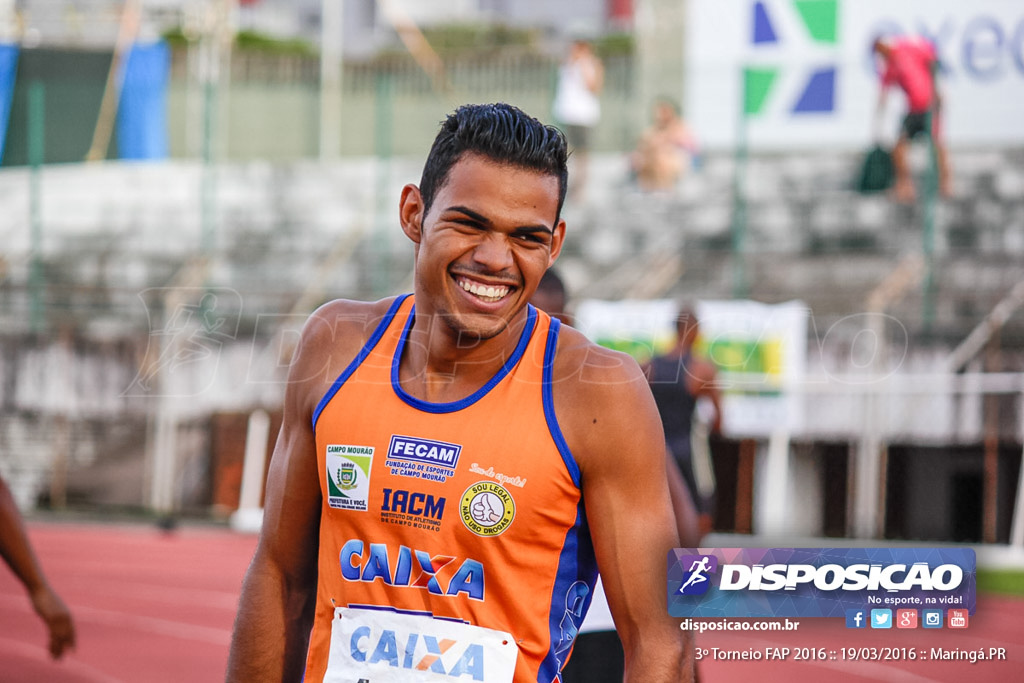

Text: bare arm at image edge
xmin=687 ymin=358 xmax=723 ymax=435
xmin=0 ymin=477 xmax=76 ymax=659
xmin=226 ymin=310 xmax=334 ymax=682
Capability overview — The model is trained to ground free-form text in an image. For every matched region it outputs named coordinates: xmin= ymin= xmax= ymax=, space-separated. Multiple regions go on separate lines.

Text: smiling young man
xmin=226 ymin=103 xmax=691 ymax=682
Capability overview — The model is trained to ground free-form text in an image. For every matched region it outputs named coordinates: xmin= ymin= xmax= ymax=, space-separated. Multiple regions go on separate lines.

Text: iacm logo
xmin=745 ymin=0 xmax=839 ymax=116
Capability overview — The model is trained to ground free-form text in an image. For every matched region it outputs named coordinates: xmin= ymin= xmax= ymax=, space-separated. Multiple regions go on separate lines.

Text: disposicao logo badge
xmin=667 ymin=547 xmax=976 ymax=619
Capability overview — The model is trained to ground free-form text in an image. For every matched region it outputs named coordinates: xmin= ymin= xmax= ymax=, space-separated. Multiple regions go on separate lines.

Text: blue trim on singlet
xmin=539 ymin=503 xmax=598 ymax=682
xmin=311 ymin=294 xmax=410 ymax=431
xmin=538 ymin=316 xmax=597 ymax=680
xmin=541 ymin=316 xmax=581 ymax=488
xmin=390 ymin=304 xmax=538 ymax=414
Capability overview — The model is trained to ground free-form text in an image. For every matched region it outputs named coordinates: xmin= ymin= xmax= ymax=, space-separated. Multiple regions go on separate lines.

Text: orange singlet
xmin=305 ymin=295 xmax=598 ymax=683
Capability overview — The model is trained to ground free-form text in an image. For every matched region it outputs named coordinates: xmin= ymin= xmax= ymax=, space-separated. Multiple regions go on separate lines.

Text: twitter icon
xmin=870 ymin=609 xmax=892 ymax=629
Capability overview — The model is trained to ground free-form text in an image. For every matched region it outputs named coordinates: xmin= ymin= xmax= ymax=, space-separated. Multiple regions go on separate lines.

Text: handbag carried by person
xmin=857 ymin=144 xmax=894 ymax=193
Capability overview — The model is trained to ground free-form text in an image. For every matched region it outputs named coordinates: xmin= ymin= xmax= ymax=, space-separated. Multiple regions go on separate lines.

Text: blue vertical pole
xmin=0 ymin=44 xmax=19 ymax=162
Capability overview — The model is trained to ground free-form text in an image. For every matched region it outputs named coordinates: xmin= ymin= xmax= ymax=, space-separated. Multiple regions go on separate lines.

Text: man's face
xmin=677 ymin=317 xmax=700 ymax=348
xmin=401 ymin=153 xmax=565 ymax=342
xmin=654 ymin=102 xmax=674 ymax=127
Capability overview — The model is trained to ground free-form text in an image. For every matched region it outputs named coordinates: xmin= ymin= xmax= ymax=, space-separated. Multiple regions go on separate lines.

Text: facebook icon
xmin=845 ymin=609 xmax=867 ymax=629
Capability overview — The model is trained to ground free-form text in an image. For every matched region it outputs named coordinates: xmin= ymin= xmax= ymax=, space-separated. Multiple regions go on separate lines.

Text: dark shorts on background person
xmin=901 ymin=110 xmax=940 ymax=141
xmin=561 ymin=631 xmax=625 ymax=683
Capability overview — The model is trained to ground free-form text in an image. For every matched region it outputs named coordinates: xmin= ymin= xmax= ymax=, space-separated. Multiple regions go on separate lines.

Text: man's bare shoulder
xmin=303 ymin=297 xmax=398 ymax=340
xmin=688 ymin=355 xmax=718 ymax=382
xmin=290 ymin=296 xmax=403 ymax=386
xmin=550 ymin=324 xmax=653 ymax=416
xmin=549 ymin=325 xmax=666 ymax=474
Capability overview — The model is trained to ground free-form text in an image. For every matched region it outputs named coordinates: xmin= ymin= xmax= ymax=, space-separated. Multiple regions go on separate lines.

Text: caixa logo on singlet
xmin=340 ymin=540 xmax=485 ymax=601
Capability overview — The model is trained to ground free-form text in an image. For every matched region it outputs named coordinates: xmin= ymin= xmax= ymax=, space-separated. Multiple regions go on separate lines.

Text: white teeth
xmin=458 ymin=278 xmax=509 ymax=302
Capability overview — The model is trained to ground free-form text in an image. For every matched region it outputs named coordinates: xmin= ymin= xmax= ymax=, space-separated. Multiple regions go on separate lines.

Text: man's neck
xmin=398 ymin=306 xmax=531 ymax=403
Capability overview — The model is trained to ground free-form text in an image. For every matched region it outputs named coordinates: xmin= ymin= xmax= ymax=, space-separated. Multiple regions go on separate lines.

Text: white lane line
xmin=0 ymin=594 xmax=231 ymax=646
xmin=0 ymin=637 xmax=124 ymax=683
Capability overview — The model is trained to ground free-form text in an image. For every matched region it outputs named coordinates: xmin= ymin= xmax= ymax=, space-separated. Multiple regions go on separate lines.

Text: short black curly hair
xmin=418 ymin=103 xmax=569 ymax=221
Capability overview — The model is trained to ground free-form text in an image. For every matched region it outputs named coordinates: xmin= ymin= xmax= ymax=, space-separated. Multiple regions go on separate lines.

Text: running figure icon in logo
xmin=677 ymin=555 xmax=718 ymax=595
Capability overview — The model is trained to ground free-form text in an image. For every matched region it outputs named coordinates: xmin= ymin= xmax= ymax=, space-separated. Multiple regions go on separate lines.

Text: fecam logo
xmin=746 ymin=0 xmax=839 ymax=116
xmin=677 ymin=554 xmax=718 ymax=596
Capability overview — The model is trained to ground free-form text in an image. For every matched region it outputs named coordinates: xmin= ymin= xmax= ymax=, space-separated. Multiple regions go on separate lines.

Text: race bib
xmin=324 ymin=607 xmax=518 ymax=683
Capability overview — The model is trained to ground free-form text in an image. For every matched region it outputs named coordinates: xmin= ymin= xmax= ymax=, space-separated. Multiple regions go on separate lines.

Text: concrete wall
xmin=2 ymin=147 xmax=1022 ymax=523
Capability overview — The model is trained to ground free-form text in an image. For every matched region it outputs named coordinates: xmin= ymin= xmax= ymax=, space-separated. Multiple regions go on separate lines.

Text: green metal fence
xmin=3 ymin=47 xmax=640 ymax=164
xmin=183 ymin=51 xmax=638 ymax=160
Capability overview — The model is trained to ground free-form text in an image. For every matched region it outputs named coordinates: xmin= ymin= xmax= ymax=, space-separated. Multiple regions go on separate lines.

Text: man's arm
xmin=928 ymin=53 xmax=943 ymax=115
xmin=226 ymin=305 xmax=343 ymax=682
xmin=686 ymin=359 xmax=723 ymax=435
xmin=874 ymin=61 xmax=894 ymax=143
xmin=665 ymin=451 xmax=702 ymax=548
xmin=557 ymin=334 xmax=693 ymax=681
xmin=0 ymin=476 xmax=76 ymax=658
xmin=583 ymin=52 xmax=604 ymax=95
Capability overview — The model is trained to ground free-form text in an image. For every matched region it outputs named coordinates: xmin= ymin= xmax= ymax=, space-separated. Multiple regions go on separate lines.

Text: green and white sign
xmin=575 ymin=298 xmax=808 ymax=437
xmin=688 ymin=0 xmax=1024 ymax=149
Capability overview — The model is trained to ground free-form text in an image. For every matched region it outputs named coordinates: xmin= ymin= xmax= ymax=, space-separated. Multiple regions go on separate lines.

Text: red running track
xmin=2 ymin=522 xmax=1022 ymax=682
xmin=1 ymin=522 xmax=257 ymax=683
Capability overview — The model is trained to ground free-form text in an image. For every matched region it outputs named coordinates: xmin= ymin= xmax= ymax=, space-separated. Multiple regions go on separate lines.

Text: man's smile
xmin=453 ymin=274 xmax=516 ymax=304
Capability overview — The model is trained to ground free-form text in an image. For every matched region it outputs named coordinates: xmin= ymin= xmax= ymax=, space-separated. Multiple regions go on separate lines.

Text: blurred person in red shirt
xmin=873 ymin=36 xmax=952 ymax=202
